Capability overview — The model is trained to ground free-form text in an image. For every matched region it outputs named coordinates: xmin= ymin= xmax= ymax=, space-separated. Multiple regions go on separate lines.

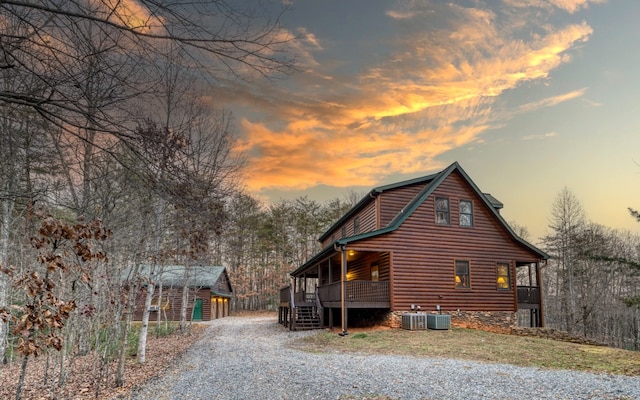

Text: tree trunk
xmin=138 ymin=197 xmax=164 ymax=363
xmin=115 ymin=310 xmax=131 ymax=386
xmin=155 ymin=282 xmax=163 ymax=338
xmin=0 ymin=195 xmax=12 ymax=371
xmin=116 ymin=266 xmax=139 ymax=386
xmin=15 ymin=355 xmax=29 ymax=400
xmin=180 ymin=267 xmax=190 ymax=333
xmin=136 ymin=271 xmax=156 ymax=364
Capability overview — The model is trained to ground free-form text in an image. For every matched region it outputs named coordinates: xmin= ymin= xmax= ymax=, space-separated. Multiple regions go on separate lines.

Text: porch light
xmin=348 ymin=250 xmax=355 ymax=256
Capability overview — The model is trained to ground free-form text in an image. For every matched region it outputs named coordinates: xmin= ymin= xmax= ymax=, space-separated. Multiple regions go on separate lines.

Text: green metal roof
xmin=318 ymin=172 xmax=440 ymax=242
xmin=129 ymin=265 xmax=233 ymax=294
xmin=292 ymin=162 xmax=548 ymax=277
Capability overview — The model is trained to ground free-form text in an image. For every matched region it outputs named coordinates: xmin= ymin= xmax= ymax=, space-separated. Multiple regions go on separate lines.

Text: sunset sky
xmin=219 ymin=0 xmax=640 ymax=244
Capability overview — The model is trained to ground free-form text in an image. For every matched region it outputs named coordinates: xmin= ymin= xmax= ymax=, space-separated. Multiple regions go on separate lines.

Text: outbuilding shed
xmin=133 ymin=265 xmax=233 ymax=321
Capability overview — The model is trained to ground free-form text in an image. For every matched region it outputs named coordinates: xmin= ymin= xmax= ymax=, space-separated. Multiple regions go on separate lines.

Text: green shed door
xmin=193 ymin=299 xmax=203 ymax=320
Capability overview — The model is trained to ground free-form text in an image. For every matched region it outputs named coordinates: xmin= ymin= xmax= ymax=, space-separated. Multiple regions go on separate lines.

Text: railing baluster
xmin=315 ymin=280 xmax=389 ymax=303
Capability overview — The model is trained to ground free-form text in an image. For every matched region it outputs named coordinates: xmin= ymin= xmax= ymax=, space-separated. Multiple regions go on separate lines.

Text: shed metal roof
xmin=127 ymin=265 xmax=233 ymax=294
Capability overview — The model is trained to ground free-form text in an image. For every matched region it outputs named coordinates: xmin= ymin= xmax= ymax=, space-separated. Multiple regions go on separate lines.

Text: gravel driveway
xmin=126 ymin=316 xmax=640 ymax=400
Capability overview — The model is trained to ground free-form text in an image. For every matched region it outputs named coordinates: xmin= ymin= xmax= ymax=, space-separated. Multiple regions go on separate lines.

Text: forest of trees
xmin=0 ymin=0 xmax=639 ymax=398
xmin=0 ymin=0 xmax=302 ymax=398
xmin=540 ymin=188 xmax=640 ymax=350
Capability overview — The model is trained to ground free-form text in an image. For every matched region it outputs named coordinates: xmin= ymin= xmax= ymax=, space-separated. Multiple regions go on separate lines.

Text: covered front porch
xmin=278 ymin=246 xmax=391 ymax=331
xmin=515 ymin=261 xmax=544 ymax=327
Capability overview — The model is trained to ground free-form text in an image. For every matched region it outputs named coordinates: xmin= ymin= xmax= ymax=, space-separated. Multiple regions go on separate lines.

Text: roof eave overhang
xmin=210 ymin=291 xmax=233 ymax=298
xmin=318 ymin=190 xmax=378 ymax=242
xmin=290 ymin=244 xmax=337 ymax=277
xmin=295 ymin=161 xmax=549 ymax=276
xmin=318 ymin=173 xmax=441 ymax=243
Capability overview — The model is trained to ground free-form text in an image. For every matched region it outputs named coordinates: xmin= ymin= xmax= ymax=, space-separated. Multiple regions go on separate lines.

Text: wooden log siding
xmin=345 ymin=170 xmax=541 ymax=313
xmin=379 ymin=183 xmax=426 ymax=228
xmin=321 ymin=200 xmax=378 ymax=248
xmin=347 ymin=254 xmax=376 ymax=280
xmin=134 ymin=287 xmax=212 ymax=321
xmin=212 ymin=272 xmax=232 ymax=296
xmin=317 ymin=251 xmax=390 ymax=285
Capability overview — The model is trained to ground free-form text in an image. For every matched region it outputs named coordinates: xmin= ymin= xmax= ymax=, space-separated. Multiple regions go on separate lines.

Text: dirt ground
xmin=0 ymin=324 xmax=207 ymax=400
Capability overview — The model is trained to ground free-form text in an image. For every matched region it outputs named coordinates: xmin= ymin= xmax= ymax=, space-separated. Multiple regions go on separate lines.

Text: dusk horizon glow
xmin=220 ymin=0 xmax=640 ymax=244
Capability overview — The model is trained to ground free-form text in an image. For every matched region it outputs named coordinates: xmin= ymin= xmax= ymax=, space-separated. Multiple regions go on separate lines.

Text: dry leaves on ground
xmin=0 ymin=324 xmax=206 ymax=400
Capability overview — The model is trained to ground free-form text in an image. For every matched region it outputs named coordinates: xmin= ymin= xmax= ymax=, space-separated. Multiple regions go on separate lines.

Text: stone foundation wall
xmin=449 ymin=310 xmax=517 ymax=333
xmin=382 ymin=311 xmax=607 ymax=347
xmin=383 ymin=310 xmax=517 ymax=333
xmin=383 ymin=311 xmax=404 ymax=329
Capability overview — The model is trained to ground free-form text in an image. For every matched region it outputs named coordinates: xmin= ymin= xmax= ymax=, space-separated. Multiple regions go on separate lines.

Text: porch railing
xmin=279 ymin=286 xmax=291 ymax=304
xmin=281 ymin=280 xmax=390 ymax=306
xmin=294 ymin=291 xmax=315 ymax=304
xmin=318 ymin=280 xmax=390 ymax=303
xmin=279 ymin=285 xmax=317 ymax=306
xmin=517 ymin=286 xmax=541 ymax=304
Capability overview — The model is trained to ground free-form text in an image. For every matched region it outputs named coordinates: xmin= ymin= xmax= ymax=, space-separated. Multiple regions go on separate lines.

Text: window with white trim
xmin=459 ymin=200 xmax=473 ymax=227
xmin=435 ymin=197 xmax=450 ymax=225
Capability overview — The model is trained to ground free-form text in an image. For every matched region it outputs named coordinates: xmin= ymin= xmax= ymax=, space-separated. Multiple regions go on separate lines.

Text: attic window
xmin=435 ymin=197 xmax=450 ymax=225
xmin=353 ymin=217 xmax=360 ymax=235
xmin=459 ymin=200 xmax=473 ymax=227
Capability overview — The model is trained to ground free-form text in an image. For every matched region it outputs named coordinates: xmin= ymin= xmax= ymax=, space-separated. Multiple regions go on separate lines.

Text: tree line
xmin=541 ymin=188 xmax=640 ymax=350
xmin=0 ymin=0 xmax=297 ymax=398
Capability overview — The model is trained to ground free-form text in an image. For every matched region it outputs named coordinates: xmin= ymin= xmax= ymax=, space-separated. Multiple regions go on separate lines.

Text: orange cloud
xmin=502 ymin=0 xmax=606 ymax=14
xmin=518 ymin=89 xmax=588 ymax=113
xmin=230 ymin=2 xmax=597 ymax=193
xmin=239 ymin=117 xmax=489 ymax=192
xmin=95 ymin=0 xmax=164 ymax=32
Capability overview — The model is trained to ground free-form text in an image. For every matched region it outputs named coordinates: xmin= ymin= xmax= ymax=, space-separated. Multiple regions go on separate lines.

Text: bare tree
xmin=541 ymin=188 xmax=640 ymax=348
xmin=0 ymin=0 xmax=294 ymax=140
xmin=543 ymin=187 xmax=586 ymax=333
xmin=0 ymin=67 xmax=57 ymax=376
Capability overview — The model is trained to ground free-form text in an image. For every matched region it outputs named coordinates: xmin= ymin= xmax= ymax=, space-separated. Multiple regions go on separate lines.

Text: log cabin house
xmin=133 ymin=265 xmax=233 ymax=322
xmin=279 ymin=162 xmax=548 ymax=332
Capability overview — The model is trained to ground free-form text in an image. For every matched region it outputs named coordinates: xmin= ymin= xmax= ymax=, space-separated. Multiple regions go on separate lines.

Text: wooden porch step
xmin=293 ymin=305 xmax=321 ymax=330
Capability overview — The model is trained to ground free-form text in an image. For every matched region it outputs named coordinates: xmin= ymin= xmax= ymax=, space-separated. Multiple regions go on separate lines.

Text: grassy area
xmin=291 ymin=327 xmax=640 ymax=376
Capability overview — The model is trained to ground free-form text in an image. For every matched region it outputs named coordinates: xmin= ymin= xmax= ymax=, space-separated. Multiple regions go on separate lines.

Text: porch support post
xmin=536 ymin=261 xmax=545 ymax=327
xmin=303 ymin=272 xmax=307 ymax=296
xmin=340 ymin=245 xmax=348 ymax=336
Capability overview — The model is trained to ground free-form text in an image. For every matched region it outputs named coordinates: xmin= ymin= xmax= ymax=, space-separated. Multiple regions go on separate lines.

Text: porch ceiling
xmin=290 ymin=245 xmax=337 ymax=277
xmin=291 ymin=248 xmax=380 ymax=278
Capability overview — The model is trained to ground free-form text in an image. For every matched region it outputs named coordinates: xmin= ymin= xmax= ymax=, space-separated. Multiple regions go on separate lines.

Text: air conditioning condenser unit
xmin=427 ymin=314 xmax=451 ymax=330
xmin=402 ymin=313 xmax=427 ymax=330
